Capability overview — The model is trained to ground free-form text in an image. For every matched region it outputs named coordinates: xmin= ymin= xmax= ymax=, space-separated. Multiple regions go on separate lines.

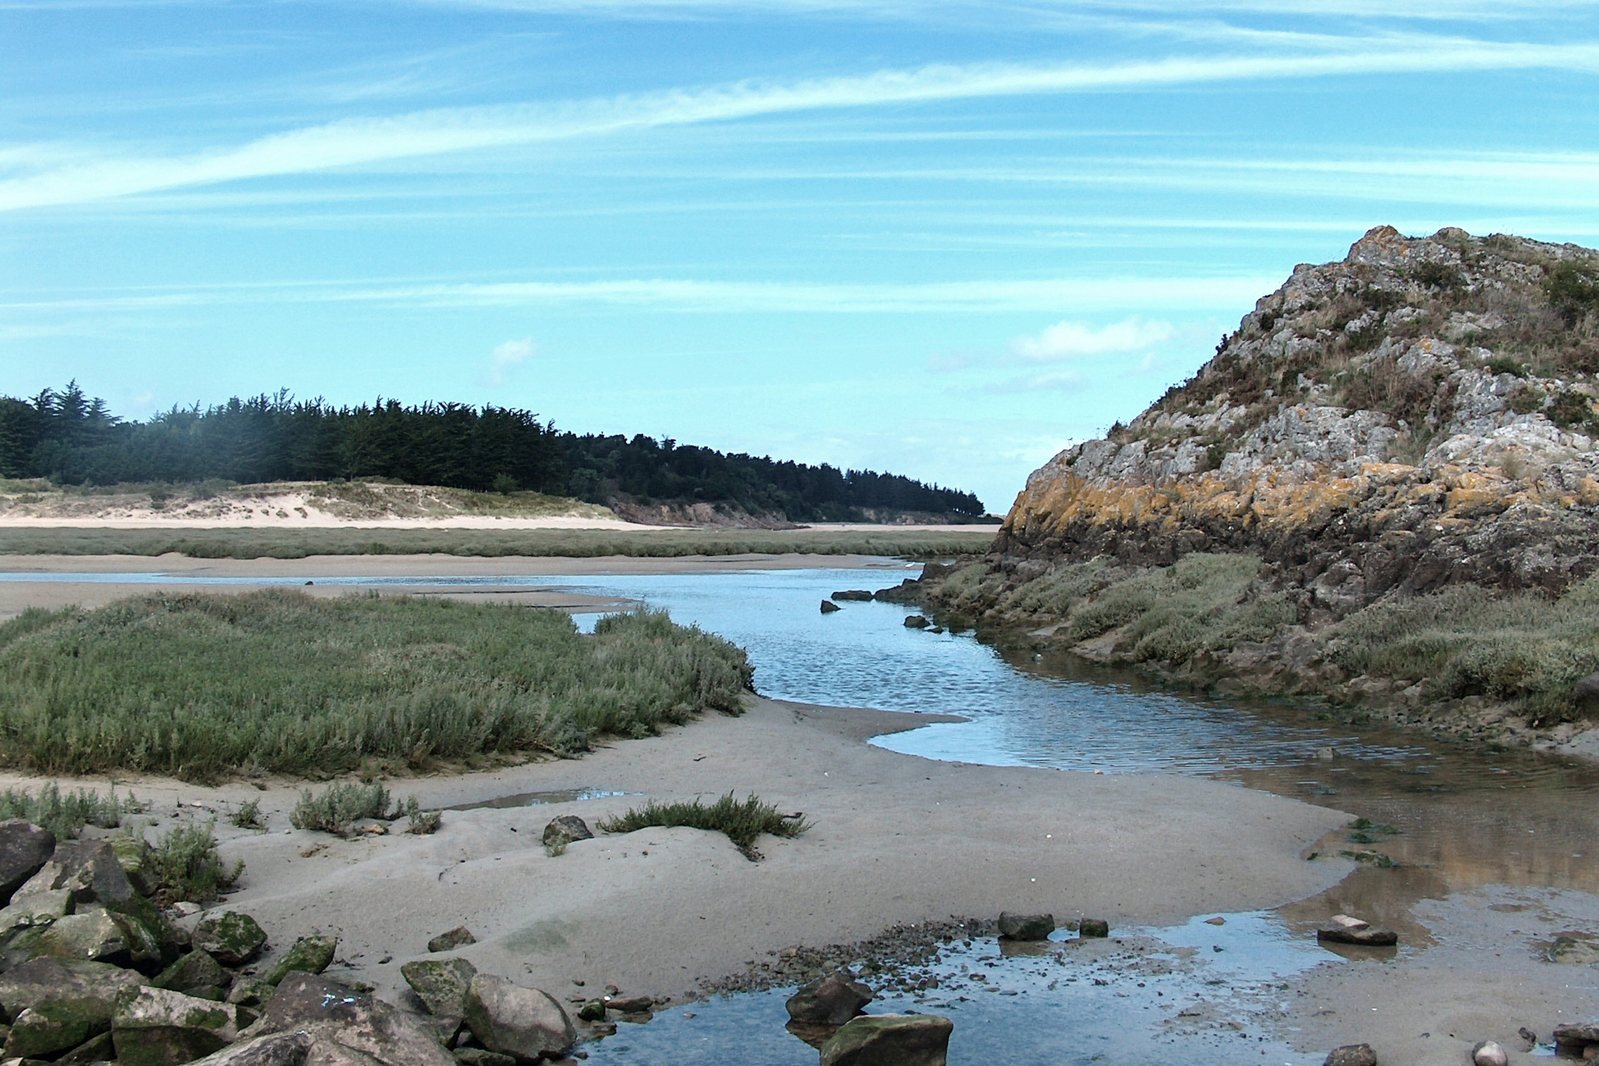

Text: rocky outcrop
xmin=1002 ymin=227 xmax=1599 ymax=602
xmin=785 ymin=970 xmax=875 ymax=1026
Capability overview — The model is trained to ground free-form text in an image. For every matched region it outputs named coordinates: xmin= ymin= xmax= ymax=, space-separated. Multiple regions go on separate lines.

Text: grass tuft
xmin=403 ymin=796 xmax=441 ymax=835
xmin=0 ymin=783 xmax=128 ymax=839
xmin=598 ymin=791 xmax=810 ymax=860
xmin=229 ymin=798 xmax=266 ymax=830
xmin=146 ymin=822 xmax=242 ymax=903
xmin=290 ymin=781 xmax=394 ymax=836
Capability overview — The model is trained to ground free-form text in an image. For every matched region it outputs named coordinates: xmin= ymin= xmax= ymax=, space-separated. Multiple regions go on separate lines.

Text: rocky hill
xmin=1003 ymin=226 xmax=1599 ymax=613
xmin=922 ymin=228 xmax=1599 ymax=750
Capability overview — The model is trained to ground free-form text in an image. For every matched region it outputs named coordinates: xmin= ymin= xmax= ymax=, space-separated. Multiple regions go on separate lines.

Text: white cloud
xmin=486 ymin=336 xmax=536 ymax=385
xmin=6 ymin=37 xmax=1599 ymax=211
xmin=1013 ymin=315 xmax=1176 ymax=362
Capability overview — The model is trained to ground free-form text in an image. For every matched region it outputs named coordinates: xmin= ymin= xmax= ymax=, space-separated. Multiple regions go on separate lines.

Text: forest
xmin=0 ymin=384 xmax=986 ymax=521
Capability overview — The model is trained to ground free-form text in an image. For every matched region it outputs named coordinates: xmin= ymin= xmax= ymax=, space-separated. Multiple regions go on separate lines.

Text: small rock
xmin=1323 ymin=1044 xmax=1378 ymax=1066
xmin=1317 ymin=924 xmax=1398 ymax=947
xmin=903 ymin=615 xmax=930 ymax=629
xmin=454 ymin=1049 xmax=518 ymax=1066
xmin=996 ymin=912 xmax=1054 ymax=941
xmin=428 ymin=926 xmax=478 ymax=953
xmin=820 ymin=1013 xmax=953 ymax=1066
xmin=830 ymin=590 xmax=874 ymax=601
xmin=820 ymin=600 xmax=842 ymax=613
xmin=785 ymin=971 xmax=873 ymax=1025
xmin=192 ymin=912 xmax=268 ymax=967
xmin=1078 ymin=919 xmax=1111 ymax=938
xmin=576 ymin=1000 xmax=607 ymax=1022
xmin=262 ymin=934 xmax=338 ymax=986
xmin=603 ymin=995 xmax=652 ymax=1013
xmin=1204 ymin=917 xmax=1226 ymax=926
xmin=541 ymin=817 xmax=593 ymax=849
xmin=1328 ymin=914 xmax=1370 ymax=931
xmin=1471 ymin=1039 xmax=1508 ymax=1066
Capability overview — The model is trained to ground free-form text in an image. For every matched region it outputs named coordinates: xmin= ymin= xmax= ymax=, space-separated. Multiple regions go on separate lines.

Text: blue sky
xmin=3 ymin=1 xmax=1598 ymax=513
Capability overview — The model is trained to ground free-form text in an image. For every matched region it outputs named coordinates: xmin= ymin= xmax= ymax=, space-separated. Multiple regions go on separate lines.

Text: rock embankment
xmin=1003 ymin=226 xmax=1599 ymax=605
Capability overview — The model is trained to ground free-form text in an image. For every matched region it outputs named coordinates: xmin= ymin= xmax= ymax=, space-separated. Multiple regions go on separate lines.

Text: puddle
xmin=444 ymin=787 xmax=629 ymax=812
xmin=580 ymin=912 xmax=1343 ymax=1065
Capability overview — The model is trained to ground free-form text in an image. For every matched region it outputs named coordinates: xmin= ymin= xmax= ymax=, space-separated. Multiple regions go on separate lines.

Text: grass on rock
xmin=0 ymin=590 xmax=754 ymax=782
xmin=598 ymin=791 xmax=810 ymax=860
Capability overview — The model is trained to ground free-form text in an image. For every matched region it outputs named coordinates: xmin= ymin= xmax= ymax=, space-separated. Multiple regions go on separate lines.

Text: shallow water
xmin=9 ymin=563 xmax=1599 ymax=1059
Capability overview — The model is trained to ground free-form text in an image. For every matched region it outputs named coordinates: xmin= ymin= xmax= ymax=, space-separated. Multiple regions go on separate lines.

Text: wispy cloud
xmin=0 ymin=274 xmax=1278 ymax=316
xmin=1013 ymin=316 xmax=1176 ymax=362
xmin=6 ymin=37 xmax=1599 ymax=211
xmin=485 ymin=336 xmax=536 ymax=385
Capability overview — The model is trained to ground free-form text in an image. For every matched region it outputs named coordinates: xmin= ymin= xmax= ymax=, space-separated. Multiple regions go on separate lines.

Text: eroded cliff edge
xmin=922 ymin=227 xmax=1599 ymax=753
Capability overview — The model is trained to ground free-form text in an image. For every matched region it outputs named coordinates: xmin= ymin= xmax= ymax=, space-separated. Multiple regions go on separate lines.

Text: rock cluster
xmin=0 ymin=818 xmax=575 ymax=1066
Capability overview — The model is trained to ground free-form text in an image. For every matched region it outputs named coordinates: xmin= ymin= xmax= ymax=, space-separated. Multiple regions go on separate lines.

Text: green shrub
xmin=1546 ymin=261 xmax=1599 ymax=326
xmin=146 ymin=822 xmax=242 ymax=903
xmin=229 ymin=798 xmax=266 ymax=830
xmin=403 ymin=796 xmax=441 ymax=835
xmin=1486 ymin=356 xmax=1529 ymax=378
xmin=290 ymin=782 xmax=394 ymax=836
xmin=598 ymin=792 xmax=811 ymax=861
xmin=0 ymin=784 xmax=128 ymax=839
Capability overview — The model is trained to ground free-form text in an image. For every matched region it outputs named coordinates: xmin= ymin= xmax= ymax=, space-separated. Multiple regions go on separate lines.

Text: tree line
xmin=0 ymin=384 xmax=985 ymax=520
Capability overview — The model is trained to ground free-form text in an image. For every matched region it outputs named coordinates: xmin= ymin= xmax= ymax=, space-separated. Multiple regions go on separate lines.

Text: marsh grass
xmin=0 ymin=526 xmax=995 ymax=561
xmin=598 ymin=791 xmax=810 ymax=860
xmin=402 ymin=796 xmax=441 ymax=835
xmin=146 ymin=822 xmax=241 ymax=903
xmin=1329 ymin=578 xmax=1599 ymax=724
xmin=0 ymin=783 xmax=128 ymax=839
xmin=0 ymin=591 xmax=754 ymax=782
xmin=229 ymin=799 xmax=266 ymax=830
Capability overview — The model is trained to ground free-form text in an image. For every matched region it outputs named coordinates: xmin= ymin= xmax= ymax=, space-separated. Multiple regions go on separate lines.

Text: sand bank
xmin=0 ymin=698 xmax=1351 ymax=1007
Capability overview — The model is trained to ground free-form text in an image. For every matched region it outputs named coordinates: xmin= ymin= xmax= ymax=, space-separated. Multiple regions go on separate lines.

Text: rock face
xmin=819 ymin=1013 xmax=954 ymax=1066
xmin=1001 ymin=227 xmax=1599 ymax=601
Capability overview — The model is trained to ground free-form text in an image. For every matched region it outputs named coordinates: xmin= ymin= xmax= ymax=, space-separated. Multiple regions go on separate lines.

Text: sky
xmin=3 ymin=2 xmax=1598 ymax=514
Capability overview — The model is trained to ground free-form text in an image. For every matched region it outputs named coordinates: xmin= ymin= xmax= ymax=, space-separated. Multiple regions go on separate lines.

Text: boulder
xmin=427 ymin=927 xmax=476 ymax=953
xmin=454 ymin=1049 xmax=518 ymax=1066
xmin=109 ymin=836 xmax=160 ymax=899
xmin=0 ymin=888 xmax=72 ymax=939
xmin=996 ymin=912 xmax=1054 ymax=941
xmin=0 ymin=822 xmax=55 ymax=905
xmin=820 ymin=600 xmax=842 ymax=614
xmin=539 ymin=818 xmax=592 ymax=849
xmin=14 ymin=840 xmax=136 ymax=909
xmin=785 ymin=970 xmax=873 ymax=1025
xmin=602 ymin=994 xmax=651 ymax=1014
xmin=246 ymin=973 xmax=455 ymax=1066
xmin=1554 ymin=1022 xmax=1599 ymax=1057
xmin=400 ymin=956 xmax=477 ymax=1032
xmin=1078 ymin=918 xmax=1110 ymax=938
xmin=111 ymin=986 xmax=240 ymax=1066
xmin=155 ymin=951 xmax=231 ymax=1000
xmin=1470 ymin=1040 xmax=1508 ymax=1066
xmin=15 ymin=907 xmax=162 ymax=970
xmin=262 ymin=934 xmax=337 ymax=986
xmin=462 ymin=974 xmax=574 ymax=1063
xmin=1323 ymin=1044 xmax=1378 ymax=1066
xmin=903 ymin=615 xmax=930 ymax=629
xmin=193 ymin=912 xmax=268 ymax=966
xmin=53 ymin=1028 xmax=116 ymax=1063
xmin=0 ymin=958 xmax=141 ymax=1058
xmin=186 ymin=1030 xmax=313 ymax=1065
xmin=831 ymin=590 xmax=875 ymax=602
xmin=820 ymin=1013 xmax=954 ymax=1066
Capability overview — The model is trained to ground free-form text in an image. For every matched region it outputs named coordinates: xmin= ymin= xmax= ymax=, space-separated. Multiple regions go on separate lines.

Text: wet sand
xmin=0 ymin=698 xmax=1352 ymax=1008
